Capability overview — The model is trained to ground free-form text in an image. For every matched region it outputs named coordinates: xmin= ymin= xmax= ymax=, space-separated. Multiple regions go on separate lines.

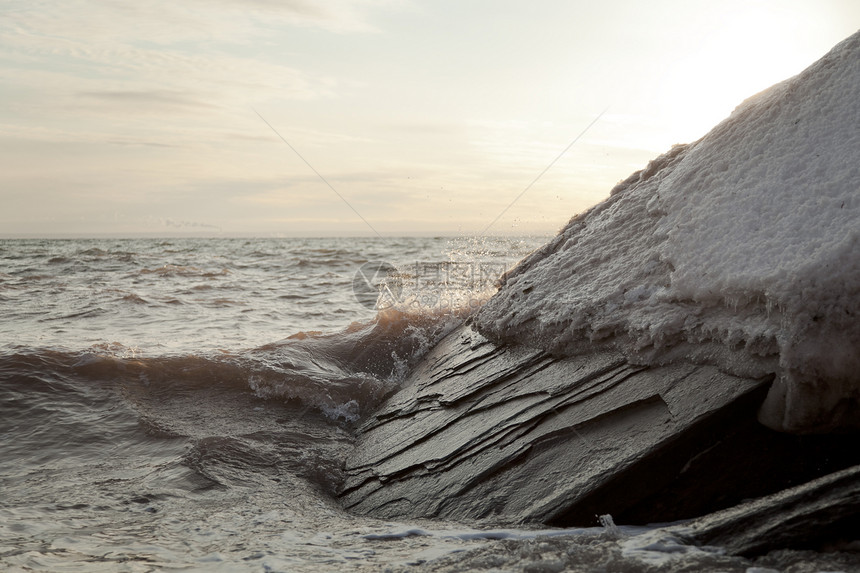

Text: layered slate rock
xmin=340 ymin=324 xmax=772 ymax=524
xmin=674 ymin=463 xmax=860 ymax=556
xmin=340 ymin=324 xmax=859 ymax=526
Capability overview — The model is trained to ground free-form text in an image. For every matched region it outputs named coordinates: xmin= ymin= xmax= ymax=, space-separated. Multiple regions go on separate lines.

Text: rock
xmin=674 ymin=463 xmax=860 ymax=556
xmin=337 ymin=32 xmax=860 ymax=547
xmin=473 ymin=30 xmax=860 ymax=434
xmin=339 ymin=31 xmax=860 ymax=533
xmin=339 ymin=324 xmax=859 ymax=525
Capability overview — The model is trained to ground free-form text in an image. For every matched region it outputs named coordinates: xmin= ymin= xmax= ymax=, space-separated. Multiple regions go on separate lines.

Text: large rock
xmin=339 ymin=324 xmax=858 ymax=525
xmin=474 ymin=30 xmax=860 ymax=434
xmin=340 ymin=31 xmax=860 ymax=534
xmin=675 ymin=463 xmax=860 ymax=556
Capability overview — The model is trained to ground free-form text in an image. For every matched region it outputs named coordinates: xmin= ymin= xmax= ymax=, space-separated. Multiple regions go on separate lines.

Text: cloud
xmin=77 ymin=90 xmax=216 ymax=113
xmin=0 ymin=2 xmax=345 ymax=152
xmin=196 ymin=0 xmax=352 ymax=29
xmin=206 ymin=0 xmax=408 ymax=33
xmin=0 ymin=0 xmax=399 ymax=49
xmin=0 ymin=0 xmax=381 ymax=124
xmin=106 ymin=139 xmax=180 ymax=148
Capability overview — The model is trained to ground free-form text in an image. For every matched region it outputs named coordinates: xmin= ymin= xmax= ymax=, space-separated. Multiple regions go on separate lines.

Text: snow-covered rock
xmin=476 ymin=30 xmax=860 ymax=434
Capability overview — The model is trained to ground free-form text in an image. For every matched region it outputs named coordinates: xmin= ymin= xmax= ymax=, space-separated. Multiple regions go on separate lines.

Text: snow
xmin=476 ymin=30 xmax=860 ymax=433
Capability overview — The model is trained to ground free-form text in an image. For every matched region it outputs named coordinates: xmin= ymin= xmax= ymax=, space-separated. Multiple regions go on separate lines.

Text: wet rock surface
xmin=675 ymin=463 xmax=860 ymax=557
xmin=339 ymin=324 xmax=859 ymax=529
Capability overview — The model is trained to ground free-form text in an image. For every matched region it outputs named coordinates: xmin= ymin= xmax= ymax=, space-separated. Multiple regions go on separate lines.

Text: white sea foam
xmin=476 ymin=31 xmax=860 ymax=433
xmin=619 ymin=529 xmax=724 ymax=566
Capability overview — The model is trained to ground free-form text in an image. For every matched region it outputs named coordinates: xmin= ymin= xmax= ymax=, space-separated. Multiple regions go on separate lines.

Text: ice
xmin=476 ymin=31 xmax=860 ymax=433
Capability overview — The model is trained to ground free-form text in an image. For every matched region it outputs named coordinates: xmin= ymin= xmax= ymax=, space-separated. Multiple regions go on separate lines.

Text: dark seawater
xmin=1 ymin=237 xmax=855 ymax=572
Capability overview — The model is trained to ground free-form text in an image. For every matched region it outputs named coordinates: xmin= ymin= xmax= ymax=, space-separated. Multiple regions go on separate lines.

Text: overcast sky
xmin=1 ymin=1 xmax=858 ymax=237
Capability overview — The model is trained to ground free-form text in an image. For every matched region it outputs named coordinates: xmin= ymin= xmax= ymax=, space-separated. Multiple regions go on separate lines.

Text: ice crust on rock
xmin=475 ymin=31 xmax=860 ymax=434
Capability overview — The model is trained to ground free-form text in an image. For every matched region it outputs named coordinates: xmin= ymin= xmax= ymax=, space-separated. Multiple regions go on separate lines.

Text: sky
xmin=1 ymin=1 xmax=858 ymax=237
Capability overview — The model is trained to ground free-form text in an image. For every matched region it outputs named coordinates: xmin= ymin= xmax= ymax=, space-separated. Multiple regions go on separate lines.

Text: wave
xmin=0 ymin=307 xmax=464 ymax=425
xmin=0 ymin=307 xmax=465 ymax=501
xmin=133 ymin=264 xmax=230 ymax=278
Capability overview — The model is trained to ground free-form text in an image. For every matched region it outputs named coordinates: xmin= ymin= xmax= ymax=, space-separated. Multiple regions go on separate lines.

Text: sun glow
xmin=654 ymin=6 xmax=819 ymax=144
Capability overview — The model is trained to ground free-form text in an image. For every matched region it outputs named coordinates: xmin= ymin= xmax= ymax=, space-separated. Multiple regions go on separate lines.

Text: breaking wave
xmin=1 ymin=307 xmax=464 ymax=426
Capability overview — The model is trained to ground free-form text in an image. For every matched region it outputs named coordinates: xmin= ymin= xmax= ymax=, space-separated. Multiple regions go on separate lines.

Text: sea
xmin=1 ymin=236 xmax=856 ymax=573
